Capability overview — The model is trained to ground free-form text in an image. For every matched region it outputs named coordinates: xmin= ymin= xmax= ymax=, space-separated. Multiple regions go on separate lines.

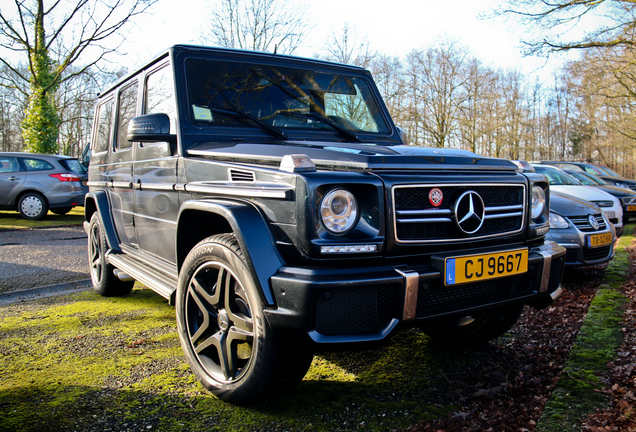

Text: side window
xmin=22 ymin=158 xmax=54 ymax=171
xmin=117 ymin=81 xmax=139 ymax=150
xmin=145 ymin=65 xmax=176 ymax=132
xmin=93 ymin=98 xmax=114 ymax=153
xmin=0 ymin=157 xmax=20 ymax=173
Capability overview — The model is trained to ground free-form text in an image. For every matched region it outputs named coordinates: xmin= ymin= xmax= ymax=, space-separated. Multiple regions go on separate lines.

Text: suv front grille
xmin=393 ymin=184 xmax=526 ymax=243
xmin=567 ymin=214 xmax=607 ymax=232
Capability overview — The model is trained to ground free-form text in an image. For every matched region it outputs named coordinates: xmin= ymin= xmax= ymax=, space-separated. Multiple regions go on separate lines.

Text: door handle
xmin=8 ymin=176 xmax=19 ymax=181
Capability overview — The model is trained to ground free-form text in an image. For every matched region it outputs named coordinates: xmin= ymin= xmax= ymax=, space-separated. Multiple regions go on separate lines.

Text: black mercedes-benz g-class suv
xmin=85 ymin=45 xmax=565 ymax=403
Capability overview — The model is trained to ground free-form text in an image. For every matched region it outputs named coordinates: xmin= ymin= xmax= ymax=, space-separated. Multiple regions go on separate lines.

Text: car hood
xmin=187 ymin=141 xmax=519 ymax=172
xmin=549 ymin=185 xmax=619 ymax=204
xmin=592 ymin=185 xmax=636 ymax=197
xmin=550 ymin=191 xmax=600 ymax=217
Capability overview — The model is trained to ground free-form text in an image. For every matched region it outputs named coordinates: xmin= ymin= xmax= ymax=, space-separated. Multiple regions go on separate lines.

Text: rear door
xmin=109 ymin=79 xmax=140 ymax=247
xmin=0 ymin=156 xmax=26 ymax=206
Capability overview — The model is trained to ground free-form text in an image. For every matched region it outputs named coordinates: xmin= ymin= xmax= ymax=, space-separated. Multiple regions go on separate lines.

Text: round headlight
xmin=320 ymin=189 xmax=358 ymax=234
xmin=549 ymin=212 xmax=568 ymax=229
xmin=531 ymin=186 xmax=546 ymax=220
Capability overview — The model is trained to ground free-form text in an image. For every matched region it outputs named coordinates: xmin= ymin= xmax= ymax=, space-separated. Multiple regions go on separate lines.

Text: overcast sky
xmin=119 ymin=0 xmax=578 ymax=80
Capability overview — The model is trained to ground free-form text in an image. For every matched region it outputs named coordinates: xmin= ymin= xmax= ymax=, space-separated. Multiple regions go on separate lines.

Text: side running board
xmin=106 ymin=252 xmax=178 ymax=304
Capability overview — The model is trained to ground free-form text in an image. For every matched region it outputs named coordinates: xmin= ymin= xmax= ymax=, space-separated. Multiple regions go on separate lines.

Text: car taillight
xmin=49 ymin=173 xmax=81 ymax=182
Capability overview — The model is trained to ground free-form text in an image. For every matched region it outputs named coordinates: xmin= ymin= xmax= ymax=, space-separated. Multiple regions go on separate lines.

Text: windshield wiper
xmin=210 ymin=107 xmax=287 ymax=140
xmin=283 ymin=112 xmax=361 ymax=142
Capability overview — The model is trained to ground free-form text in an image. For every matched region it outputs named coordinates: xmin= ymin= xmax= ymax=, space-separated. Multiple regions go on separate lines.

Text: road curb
xmin=0 ymin=279 xmax=92 ymax=306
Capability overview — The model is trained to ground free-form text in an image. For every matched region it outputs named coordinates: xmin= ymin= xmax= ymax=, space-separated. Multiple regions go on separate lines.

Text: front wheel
xmin=176 ymin=234 xmax=312 ymax=403
xmin=420 ymin=303 xmax=525 ymax=346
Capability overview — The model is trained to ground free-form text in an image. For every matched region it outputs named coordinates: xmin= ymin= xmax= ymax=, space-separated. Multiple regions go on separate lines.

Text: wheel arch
xmin=176 ymin=199 xmax=284 ymax=306
xmin=15 ymin=189 xmax=49 ymax=208
xmin=83 ymin=190 xmax=121 ymax=252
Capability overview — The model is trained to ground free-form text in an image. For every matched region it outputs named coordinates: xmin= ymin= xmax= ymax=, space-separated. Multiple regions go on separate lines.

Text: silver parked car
xmin=0 ymin=152 xmax=88 ymax=219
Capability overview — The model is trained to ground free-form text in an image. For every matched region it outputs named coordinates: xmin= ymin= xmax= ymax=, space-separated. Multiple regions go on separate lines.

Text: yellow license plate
xmin=445 ymin=249 xmax=528 ymax=286
xmin=587 ymin=232 xmax=612 ymax=248
xmin=627 ymin=205 xmax=636 ymax=212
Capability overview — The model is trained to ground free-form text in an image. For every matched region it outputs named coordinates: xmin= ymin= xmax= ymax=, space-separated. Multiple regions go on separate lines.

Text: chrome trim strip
xmin=539 ymin=249 xmax=552 ymax=293
xmin=111 ymin=181 xmax=132 ymax=188
xmin=140 ymin=183 xmax=176 ymax=191
xmin=185 ymin=183 xmax=292 ymax=199
xmin=395 ymin=266 xmax=419 ymax=320
xmin=484 ymin=211 xmax=524 ymax=220
xmin=397 ymin=217 xmax=452 ymax=224
xmin=396 ymin=208 xmax=452 ymax=216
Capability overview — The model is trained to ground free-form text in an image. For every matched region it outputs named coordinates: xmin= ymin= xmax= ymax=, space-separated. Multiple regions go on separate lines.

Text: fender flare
xmin=176 ymin=199 xmax=284 ymax=306
xmin=83 ymin=190 xmax=121 ymax=252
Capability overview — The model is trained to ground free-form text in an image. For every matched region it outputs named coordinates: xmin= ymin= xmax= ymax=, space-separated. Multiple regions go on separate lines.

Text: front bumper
xmin=265 ymin=241 xmax=566 ymax=346
xmin=547 ymin=225 xmax=615 ymax=268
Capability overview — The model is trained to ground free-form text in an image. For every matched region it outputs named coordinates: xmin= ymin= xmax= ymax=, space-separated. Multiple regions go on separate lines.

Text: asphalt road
xmin=0 ymin=226 xmax=90 ymax=294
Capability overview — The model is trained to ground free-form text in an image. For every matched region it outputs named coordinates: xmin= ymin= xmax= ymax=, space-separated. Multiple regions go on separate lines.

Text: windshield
xmin=184 ymin=58 xmax=390 ymax=139
xmin=600 ymin=166 xmax=621 ymax=177
xmin=534 ymin=166 xmax=580 ymax=185
xmin=566 ymin=170 xmax=604 ymax=186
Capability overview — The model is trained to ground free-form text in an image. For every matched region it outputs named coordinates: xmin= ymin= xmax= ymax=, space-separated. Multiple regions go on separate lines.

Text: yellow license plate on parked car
xmin=444 ymin=249 xmax=528 ymax=286
xmin=587 ymin=232 xmax=613 ymax=248
xmin=627 ymin=205 xmax=636 ymax=212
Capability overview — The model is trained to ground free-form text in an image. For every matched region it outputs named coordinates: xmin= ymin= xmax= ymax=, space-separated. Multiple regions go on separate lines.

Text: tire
xmin=51 ymin=206 xmax=72 ymax=216
xmin=176 ymin=234 xmax=313 ymax=403
xmin=420 ymin=303 xmax=525 ymax=346
xmin=18 ymin=192 xmax=48 ymax=220
xmin=88 ymin=213 xmax=134 ymax=296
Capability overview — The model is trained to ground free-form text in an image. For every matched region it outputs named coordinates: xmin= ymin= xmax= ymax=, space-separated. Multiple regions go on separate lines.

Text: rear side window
xmin=94 ymin=98 xmax=114 ymax=153
xmin=0 ymin=157 xmax=20 ymax=173
xmin=22 ymin=158 xmax=54 ymax=171
xmin=59 ymin=159 xmax=87 ymax=174
xmin=117 ymin=81 xmax=139 ymax=150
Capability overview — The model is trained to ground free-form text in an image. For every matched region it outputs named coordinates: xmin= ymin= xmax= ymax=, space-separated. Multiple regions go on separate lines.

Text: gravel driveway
xmin=0 ymin=226 xmax=90 ymax=293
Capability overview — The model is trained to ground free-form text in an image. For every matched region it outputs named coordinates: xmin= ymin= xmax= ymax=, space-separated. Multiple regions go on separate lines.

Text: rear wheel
xmin=176 ymin=234 xmax=313 ymax=403
xmin=88 ymin=213 xmax=134 ymax=296
xmin=421 ymin=303 xmax=525 ymax=346
xmin=18 ymin=192 xmax=48 ymax=220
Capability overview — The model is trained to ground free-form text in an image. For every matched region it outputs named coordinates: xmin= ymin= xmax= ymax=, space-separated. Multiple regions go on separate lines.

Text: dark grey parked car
xmin=0 ymin=152 xmax=88 ymax=219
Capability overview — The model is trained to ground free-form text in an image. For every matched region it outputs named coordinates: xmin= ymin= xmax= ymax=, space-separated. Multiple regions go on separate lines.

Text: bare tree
xmin=0 ymin=0 xmax=156 ymax=153
xmin=319 ymin=23 xmax=376 ymax=68
xmin=201 ymin=0 xmax=311 ymax=54
xmin=493 ymin=0 xmax=636 ymax=55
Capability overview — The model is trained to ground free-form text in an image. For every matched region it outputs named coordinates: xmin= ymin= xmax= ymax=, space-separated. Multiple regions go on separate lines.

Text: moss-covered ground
xmin=536 ymin=227 xmax=634 ymax=431
xmin=0 ymin=283 xmax=460 ymax=432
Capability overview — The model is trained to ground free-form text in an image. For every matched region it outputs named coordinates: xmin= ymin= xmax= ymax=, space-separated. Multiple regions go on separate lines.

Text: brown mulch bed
xmin=408 ymin=243 xmax=636 ymax=432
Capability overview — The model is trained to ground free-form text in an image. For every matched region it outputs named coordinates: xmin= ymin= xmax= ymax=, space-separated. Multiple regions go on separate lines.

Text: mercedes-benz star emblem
xmin=588 ymin=214 xmax=600 ymax=230
xmin=454 ymin=191 xmax=485 ymax=234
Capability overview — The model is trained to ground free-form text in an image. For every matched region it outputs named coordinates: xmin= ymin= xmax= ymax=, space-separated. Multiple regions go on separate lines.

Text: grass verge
xmin=535 ymin=224 xmax=634 ymax=431
xmin=0 ymin=207 xmax=84 ymax=230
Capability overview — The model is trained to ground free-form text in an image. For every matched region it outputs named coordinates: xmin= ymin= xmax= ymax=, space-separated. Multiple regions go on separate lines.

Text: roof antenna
xmin=273 ymin=44 xmax=278 ymax=55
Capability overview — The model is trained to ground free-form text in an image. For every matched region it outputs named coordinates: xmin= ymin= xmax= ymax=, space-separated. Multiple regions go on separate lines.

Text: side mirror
xmin=396 ymin=126 xmax=410 ymax=146
xmin=127 ymin=113 xmax=177 ymax=144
